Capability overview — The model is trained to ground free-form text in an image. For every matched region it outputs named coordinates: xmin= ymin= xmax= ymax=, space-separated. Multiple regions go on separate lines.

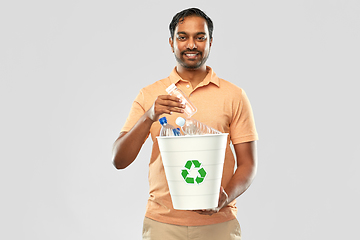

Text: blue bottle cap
xmin=159 ymin=117 xmax=167 ymax=125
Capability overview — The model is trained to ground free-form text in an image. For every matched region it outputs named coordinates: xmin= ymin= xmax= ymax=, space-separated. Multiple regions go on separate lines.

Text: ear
xmin=169 ymin=37 xmax=174 ymax=53
xmin=210 ymin=37 xmax=213 ymax=48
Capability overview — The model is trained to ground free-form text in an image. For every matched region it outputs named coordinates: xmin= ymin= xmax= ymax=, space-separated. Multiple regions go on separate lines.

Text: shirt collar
xmin=169 ymin=66 xmax=220 ymax=87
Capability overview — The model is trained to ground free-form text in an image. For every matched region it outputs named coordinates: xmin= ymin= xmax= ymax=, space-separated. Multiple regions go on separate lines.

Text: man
xmin=112 ymin=8 xmax=258 ymax=240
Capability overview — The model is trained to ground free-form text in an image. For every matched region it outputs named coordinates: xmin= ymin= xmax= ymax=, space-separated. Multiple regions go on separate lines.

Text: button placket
xmin=178 ymin=82 xmax=193 ymax=97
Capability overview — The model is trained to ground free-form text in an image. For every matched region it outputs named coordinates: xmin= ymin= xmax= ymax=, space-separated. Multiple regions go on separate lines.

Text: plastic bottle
xmin=166 ymin=83 xmax=197 ymax=117
xmin=175 ymin=117 xmax=221 ymax=135
xmin=159 ymin=117 xmax=182 ymax=136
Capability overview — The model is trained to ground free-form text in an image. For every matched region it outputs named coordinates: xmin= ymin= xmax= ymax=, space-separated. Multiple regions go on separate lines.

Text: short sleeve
xmin=120 ymin=90 xmax=146 ymax=133
xmin=229 ymin=90 xmax=258 ymax=144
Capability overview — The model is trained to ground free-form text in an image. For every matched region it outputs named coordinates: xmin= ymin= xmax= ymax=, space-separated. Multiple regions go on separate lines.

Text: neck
xmin=176 ymin=64 xmax=208 ymax=88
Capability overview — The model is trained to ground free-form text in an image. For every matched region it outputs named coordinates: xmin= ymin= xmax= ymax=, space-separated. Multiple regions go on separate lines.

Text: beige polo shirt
xmin=121 ymin=66 xmax=258 ymax=226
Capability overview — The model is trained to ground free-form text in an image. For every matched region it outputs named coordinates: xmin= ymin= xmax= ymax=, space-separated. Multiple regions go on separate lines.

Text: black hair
xmin=169 ymin=8 xmax=213 ymax=40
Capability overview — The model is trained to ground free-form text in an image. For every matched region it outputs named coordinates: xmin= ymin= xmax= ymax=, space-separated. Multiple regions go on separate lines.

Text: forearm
xmin=225 ymin=141 xmax=257 ymax=204
xmin=112 ymin=114 xmax=154 ymax=169
xmin=112 ymin=95 xmax=185 ymax=169
xmin=194 ymin=154 xmax=257 ymax=215
xmin=224 ymin=161 xmax=257 ymax=204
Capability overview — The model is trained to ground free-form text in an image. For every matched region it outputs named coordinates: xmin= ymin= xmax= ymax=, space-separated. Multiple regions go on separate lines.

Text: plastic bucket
xmin=157 ymin=133 xmax=228 ymax=210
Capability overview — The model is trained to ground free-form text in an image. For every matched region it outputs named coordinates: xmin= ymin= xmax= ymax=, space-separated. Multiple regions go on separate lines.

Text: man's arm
xmin=112 ymin=95 xmax=184 ymax=169
xmin=196 ymin=141 xmax=257 ymax=214
xmin=223 ymin=141 xmax=257 ymax=205
xmin=112 ymin=115 xmax=154 ymax=169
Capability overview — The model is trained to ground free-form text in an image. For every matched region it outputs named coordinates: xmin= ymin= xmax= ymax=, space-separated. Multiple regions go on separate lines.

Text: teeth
xmin=186 ymin=54 xmax=197 ymax=57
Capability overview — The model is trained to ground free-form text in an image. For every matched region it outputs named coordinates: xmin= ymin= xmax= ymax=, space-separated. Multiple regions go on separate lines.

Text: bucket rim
xmin=156 ymin=133 xmax=228 ymax=139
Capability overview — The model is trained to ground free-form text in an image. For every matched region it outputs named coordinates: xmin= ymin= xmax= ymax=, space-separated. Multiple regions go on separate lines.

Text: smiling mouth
xmin=184 ymin=52 xmax=200 ymax=59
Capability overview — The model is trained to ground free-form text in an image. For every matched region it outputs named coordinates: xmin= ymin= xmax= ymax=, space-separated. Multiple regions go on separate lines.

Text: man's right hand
xmin=145 ymin=95 xmax=185 ymax=122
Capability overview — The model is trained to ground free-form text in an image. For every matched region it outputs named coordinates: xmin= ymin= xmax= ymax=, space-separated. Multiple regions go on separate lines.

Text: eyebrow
xmin=177 ymin=31 xmax=206 ymax=36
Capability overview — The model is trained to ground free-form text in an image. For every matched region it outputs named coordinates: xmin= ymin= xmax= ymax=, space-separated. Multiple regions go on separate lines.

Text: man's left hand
xmin=193 ymin=186 xmax=228 ymax=216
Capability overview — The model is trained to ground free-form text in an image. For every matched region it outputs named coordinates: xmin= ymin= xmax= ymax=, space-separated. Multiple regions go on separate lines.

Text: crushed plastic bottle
xmin=175 ymin=117 xmax=221 ymax=135
xmin=159 ymin=117 xmax=182 ymax=136
xmin=166 ymin=83 xmax=197 ymax=118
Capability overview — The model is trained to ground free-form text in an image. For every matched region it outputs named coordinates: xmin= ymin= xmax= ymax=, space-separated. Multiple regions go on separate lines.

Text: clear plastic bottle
xmin=159 ymin=117 xmax=182 ymax=136
xmin=175 ymin=117 xmax=221 ymax=135
xmin=166 ymin=83 xmax=197 ymax=117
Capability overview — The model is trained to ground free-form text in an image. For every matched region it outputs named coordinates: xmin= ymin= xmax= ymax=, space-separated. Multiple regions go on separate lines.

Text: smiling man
xmin=170 ymin=15 xmax=211 ymax=71
xmin=112 ymin=8 xmax=258 ymax=240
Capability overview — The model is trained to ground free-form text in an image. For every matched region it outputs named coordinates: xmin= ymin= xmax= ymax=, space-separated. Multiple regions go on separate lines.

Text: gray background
xmin=1 ymin=0 xmax=359 ymax=239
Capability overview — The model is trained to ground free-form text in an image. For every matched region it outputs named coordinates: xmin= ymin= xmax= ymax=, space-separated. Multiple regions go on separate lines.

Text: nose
xmin=186 ymin=38 xmax=197 ymax=49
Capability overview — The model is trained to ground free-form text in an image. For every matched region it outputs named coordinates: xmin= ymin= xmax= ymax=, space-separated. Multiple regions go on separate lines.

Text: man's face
xmin=170 ymin=16 xmax=212 ymax=70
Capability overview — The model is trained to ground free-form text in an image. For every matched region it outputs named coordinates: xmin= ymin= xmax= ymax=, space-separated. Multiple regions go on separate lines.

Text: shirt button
xmin=186 ymin=84 xmax=190 ymax=88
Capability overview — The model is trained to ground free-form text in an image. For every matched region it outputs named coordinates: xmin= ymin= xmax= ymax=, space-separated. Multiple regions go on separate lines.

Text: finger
xmin=193 ymin=210 xmax=215 ymax=216
xmin=155 ymin=97 xmax=183 ymax=109
xmin=158 ymin=99 xmax=184 ymax=109
xmin=222 ymin=188 xmax=228 ymax=200
xmin=158 ymin=94 xmax=182 ymax=103
xmin=157 ymin=106 xmax=184 ymax=115
xmin=155 ymin=102 xmax=184 ymax=115
xmin=219 ymin=186 xmax=228 ymax=200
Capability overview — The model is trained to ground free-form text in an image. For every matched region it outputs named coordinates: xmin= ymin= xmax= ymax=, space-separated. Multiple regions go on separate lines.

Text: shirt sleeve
xmin=229 ymin=89 xmax=258 ymax=144
xmin=120 ymin=90 xmax=146 ymax=133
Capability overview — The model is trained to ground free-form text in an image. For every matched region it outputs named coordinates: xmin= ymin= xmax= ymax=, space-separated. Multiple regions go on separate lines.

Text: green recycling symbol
xmin=181 ymin=160 xmax=207 ymax=184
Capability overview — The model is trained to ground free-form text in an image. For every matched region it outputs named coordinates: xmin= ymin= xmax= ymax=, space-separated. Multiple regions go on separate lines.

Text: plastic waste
xmin=166 ymin=83 xmax=197 ymax=117
xmin=159 ymin=117 xmax=182 ymax=136
xmin=175 ymin=117 xmax=221 ymax=135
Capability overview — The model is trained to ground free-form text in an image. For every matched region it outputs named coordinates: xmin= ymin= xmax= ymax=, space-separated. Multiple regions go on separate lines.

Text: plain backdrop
xmin=1 ymin=0 xmax=359 ymax=239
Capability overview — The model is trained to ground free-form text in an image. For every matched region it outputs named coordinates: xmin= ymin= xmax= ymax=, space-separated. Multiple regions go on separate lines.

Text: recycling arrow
xmin=181 ymin=170 xmax=189 ymax=179
xmin=181 ymin=160 xmax=207 ymax=185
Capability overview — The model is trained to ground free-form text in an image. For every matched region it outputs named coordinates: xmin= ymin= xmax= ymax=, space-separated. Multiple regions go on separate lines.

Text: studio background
xmin=1 ymin=0 xmax=359 ymax=239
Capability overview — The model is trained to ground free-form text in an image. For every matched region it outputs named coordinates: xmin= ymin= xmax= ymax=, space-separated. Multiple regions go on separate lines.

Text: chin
xmin=182 ymin=64 xmax=202 ymax=70
xmin=181 ymin=61 xmax=203 ymax=69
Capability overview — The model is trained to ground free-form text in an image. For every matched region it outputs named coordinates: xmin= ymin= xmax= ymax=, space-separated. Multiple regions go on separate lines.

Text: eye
xmin=197 ymin=36 xmax=206 ymax=41
xmin=177 ymin=36 xmax=186 ymax=41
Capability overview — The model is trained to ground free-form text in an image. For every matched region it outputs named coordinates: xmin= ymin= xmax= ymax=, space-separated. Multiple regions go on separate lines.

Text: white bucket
xmin=157 ymin=133 xmax=228 ymax=210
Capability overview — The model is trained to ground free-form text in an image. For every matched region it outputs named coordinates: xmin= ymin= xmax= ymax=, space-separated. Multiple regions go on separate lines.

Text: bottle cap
xmin=159 ymin=117 xmax=167 ymax=125
xmin=176 ymin=117 xmax=185 ymax=127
